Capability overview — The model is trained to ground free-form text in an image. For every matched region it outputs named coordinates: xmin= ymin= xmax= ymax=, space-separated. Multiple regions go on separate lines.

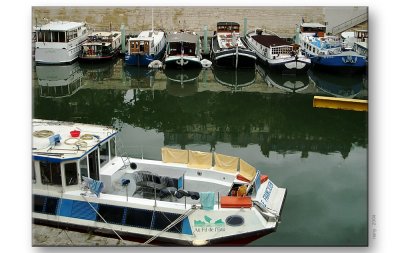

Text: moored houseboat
xmin=34 ymin=21 xmax=88 ymax=64
xmin=164 ymin=31 xmax=203 ymax=69
xmin=244 ymin=29 xmax=311 ymax=74
xmin=79 ymin=31 xmax=122 ymax=61
xmin=32 ymin=119 xmax=287 ymax=246
xmin=211 ymin=22 xmax=256 ymax=68
xmin=125 ymin=30 xmax=167 ymax=67
xmin=296 ymin=22 xmax=366 ymax=73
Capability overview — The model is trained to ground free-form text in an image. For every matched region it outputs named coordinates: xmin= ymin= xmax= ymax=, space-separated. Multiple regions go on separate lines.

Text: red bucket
xmin=70 ymin=130 xmax=81 ymax=137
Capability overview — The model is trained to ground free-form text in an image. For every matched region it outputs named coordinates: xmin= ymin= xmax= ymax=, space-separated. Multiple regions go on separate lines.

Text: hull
xmin=35 ymin=47 xmax=81 ymax=65
xmin=211 ymin=37 xmax=256 ymax=68
xmin=79 ymin=49 xmax=120 ymax=62
xmin=125 ymin=47 xmax=166 ymax=66
xmin=310 ymin=53 xmax=367 ymax=73
xmin=164 ymin=56 xmax=202 ymax=69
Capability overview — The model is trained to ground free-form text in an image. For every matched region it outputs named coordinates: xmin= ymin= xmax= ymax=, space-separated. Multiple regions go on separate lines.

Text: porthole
xmin=225 ymin=215 xmax=244 ymax=226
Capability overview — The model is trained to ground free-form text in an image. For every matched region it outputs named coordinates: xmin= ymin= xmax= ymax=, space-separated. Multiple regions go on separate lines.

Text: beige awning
xmin=188 ymin=150 xmax=213 ymax=169
xmin=214 ymin=153 xmax=239 ymax=174
xmin=161 ymin=147 xmax=189 ymax=164
xmin=239 ymin=159 xmax=257 ymax=182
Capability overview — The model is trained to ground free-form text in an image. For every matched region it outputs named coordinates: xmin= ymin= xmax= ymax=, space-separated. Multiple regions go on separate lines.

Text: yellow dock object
xmin=313 ymin=96 xmax=368 ymax=111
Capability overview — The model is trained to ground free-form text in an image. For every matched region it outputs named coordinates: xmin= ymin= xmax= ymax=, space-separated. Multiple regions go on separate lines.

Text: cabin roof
xmin=32 ymin=119 xmax=117 ymax=162
xmin=34 ymin=21 xmax=86 ymax=31
xmin=217 ymin=22 xmax=240 ymax=26
xmin=301 ymin=22 xmax=326 ymax=28
xmin=252 ymin=35 xmax=290 ymax=47
xmin=167 ymin=32 xmax=198 ymax=43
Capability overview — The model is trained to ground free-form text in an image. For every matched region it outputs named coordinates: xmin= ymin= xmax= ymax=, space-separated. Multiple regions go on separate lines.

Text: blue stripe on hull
xmin=310 ymin=54 xmax=366 ymax=69
xmin=125 ymin=48 xmax=165 ymax=66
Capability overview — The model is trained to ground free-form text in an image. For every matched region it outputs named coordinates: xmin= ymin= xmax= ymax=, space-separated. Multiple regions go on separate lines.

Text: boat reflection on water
xmin=308 ymin=69 xmax=364 ymax=98
xmin=79 ymin=58 xmax=118 ymax=81
xmin=164 ymin=68 xmax=202 ymax=97
xmin=35 ymin=62 xmax=84 ymax=98
xmin=256 ymin=64 xmax=309 ymax=93
xmin=123 ymin=65 xmax=158 ymax=88
xmin=212 ymin=66 xmax=256 ymax=91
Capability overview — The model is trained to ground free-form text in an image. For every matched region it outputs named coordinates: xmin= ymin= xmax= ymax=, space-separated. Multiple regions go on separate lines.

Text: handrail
xmin=331 ymin=13 xmax=368 ymax=35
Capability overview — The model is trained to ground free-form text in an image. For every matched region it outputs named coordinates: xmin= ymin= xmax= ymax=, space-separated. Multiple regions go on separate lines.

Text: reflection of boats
xmin=297 ymin=23 xmax=366 ymax=72
xmin=34 ymin=21 xmax=88 ymax=64
xmin=213 ymin=67 xmax=256 ymax=90
xmin=164 ymin=31 xmax=203 ymax=68
xmin=79 ymin=58 xmax=117 ymax=81
xmin=33 ymin=119 xmax=286 ymax=246
xmin=123 ymin=66 xmax=157 ymax=88
xmin=79 ymin=31 xmax=122 ymax=61
xmin=125 ymin=30 xmax=167 ymax=66
xmin=308 ymin=69 xmax=363 ymax=98
xmin=244 ymin=29 xmax=311 ymax=74
xmin=256 ymin=64 xmax=309 ymax=93
xmin=211 ymin=22 xmax=256 ymax=68
xmin=36 ymin=62 xmax=84 ymax=98
xmin=165 ymin=68 xmax=202 ymax=97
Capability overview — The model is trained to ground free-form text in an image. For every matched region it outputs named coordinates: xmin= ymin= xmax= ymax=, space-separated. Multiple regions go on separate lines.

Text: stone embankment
xmin=32 ymin=7 xmax=324 ymax=38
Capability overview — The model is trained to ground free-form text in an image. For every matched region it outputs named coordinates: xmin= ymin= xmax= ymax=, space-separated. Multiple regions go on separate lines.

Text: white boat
xmin=125 ymin=30 xmax=167 ymax=66
xmin=244 ymin=29 xmax=311 ymax=74
xmin=80 ymin=31 xmax=122 ymax=61
xmin=296 ymin=23 xmax=366 ymax=73
xmin=32 ymin=119 xmax=287 ymax=246
xmin=211 ymin=22 xmax=256 ymax=68
xmin=34 ymin=21 xmax=88 ymax=64
xmin=164 ymin=31 xmax=203 ymax=68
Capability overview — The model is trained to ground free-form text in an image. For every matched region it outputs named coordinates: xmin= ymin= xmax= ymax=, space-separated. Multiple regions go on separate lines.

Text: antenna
xmin=151 ymin=8 xmax=154 ymax=32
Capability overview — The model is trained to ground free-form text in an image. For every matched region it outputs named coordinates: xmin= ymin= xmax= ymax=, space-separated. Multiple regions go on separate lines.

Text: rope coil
xmin=33 ymin=130 xmax=54 ymax=138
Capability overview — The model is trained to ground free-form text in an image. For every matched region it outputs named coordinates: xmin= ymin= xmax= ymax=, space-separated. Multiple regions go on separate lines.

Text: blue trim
xmin=182 ymin=217 xmax=193 ymax=235
xmin=70 ymin=200 xmax=98 ymax=221
xmin=32 ymin=132 xmax=118 ymax=162
xmin=57 ymin=199 xmax=74 ymax=217
xmin=125 ymin=46 xmax=166 ymax=66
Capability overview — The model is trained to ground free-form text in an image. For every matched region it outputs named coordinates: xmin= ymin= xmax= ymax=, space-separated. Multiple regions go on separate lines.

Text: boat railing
xmin=117 ymin=145 xmax=163 ymax=161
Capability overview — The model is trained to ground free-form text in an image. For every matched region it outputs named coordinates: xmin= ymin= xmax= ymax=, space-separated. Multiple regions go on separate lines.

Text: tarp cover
xmin=239 ymin=159 xmax=257 ymax=182
xmin=188 ymin=150 xmax=212 ymax=169
xmin=161 ymin=147 xmax=188 ymax=164
xmin=214 ymin=153 xmax=239 ymax=173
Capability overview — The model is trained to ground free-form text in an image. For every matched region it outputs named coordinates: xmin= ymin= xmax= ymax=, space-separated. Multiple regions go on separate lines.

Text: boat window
xmin=96 ymin=204 xmax=125 ymax=224
xmin=37 ymin=31 xmax=44 ymax=42
xmin=44 ymin=31 xmax=51 ymax=42
xmin=32 ymin=161 xmax=36 ymax=184
xmin=51 ymin=31 xmax=59 ymax=42
xmin=99 ymin=142 xmax=110 ymax=167
xmin=40 ymin=161 xmax=62 ymax=186
xmin=110 ymin=137 xmax=116 ymax=159
xmin=79 ymin=156 xmax=89 ymax=179
xmin=33 ymin=195 xmax=59 ymax=215
xmin=59 ymin=32 xmax=66 ymax=42
xmin=152 ymin=211 xmax=182 ymax=233
xmin=88 ymin=150 xmax=99 ymax=180
xmin=65 ymin=162 xmax=78 ymax=186
xmin=125 ymin=208 xmax=153 ymax=229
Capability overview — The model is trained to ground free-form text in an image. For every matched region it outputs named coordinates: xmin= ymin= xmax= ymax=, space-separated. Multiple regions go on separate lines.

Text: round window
xmin=225 ymin=215 xmax=244 ymax=226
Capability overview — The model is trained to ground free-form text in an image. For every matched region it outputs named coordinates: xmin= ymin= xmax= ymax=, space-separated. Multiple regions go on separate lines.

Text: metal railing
xmin=331 ymin=13 xmax=368 ymax=35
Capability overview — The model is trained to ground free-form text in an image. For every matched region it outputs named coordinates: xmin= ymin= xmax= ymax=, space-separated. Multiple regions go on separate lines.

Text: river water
xmin=32 ymin=58 xmax=368 ymax=246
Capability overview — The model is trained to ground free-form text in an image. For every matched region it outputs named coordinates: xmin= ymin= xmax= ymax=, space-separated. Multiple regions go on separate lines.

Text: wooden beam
xmin=313 ymin=96 xmax=367 ymax=111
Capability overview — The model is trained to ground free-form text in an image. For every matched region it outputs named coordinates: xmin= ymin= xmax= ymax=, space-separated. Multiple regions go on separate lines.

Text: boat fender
xmin=200 ymin=59 xmax=212 ymax=68
xmin=148 ymin=60 xmax=163 ymax=69
xmin=192 ymin=240 xmax=209 ymax=246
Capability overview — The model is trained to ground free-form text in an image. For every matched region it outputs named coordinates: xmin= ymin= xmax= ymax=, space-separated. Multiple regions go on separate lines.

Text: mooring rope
xmin=33 ymin=130 xmax=54 ymax=138
xmin=143 ymin=205 xmax=198 ymax=245
xmin=81 ymin=194 xmax=126 ymax=245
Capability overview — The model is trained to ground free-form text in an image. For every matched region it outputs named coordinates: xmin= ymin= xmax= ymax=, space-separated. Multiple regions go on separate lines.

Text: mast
xmin=151 ymin=8 xmax=154 ymax=32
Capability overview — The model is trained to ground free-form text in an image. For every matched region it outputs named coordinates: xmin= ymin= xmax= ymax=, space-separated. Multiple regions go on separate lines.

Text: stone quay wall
xmin=32 ymin=6 xmax=325 ymax=38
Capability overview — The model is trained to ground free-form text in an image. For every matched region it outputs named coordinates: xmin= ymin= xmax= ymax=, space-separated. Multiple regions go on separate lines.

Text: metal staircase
xmin=331 ymin=13 xmax=368 ymax=35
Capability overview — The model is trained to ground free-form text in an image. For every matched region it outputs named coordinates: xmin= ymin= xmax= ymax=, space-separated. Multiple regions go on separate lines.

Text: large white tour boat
xmin=32 ymin=119 xmax=287 ymax=246
xmin=34 ymin=21 xmax=88 ymax=64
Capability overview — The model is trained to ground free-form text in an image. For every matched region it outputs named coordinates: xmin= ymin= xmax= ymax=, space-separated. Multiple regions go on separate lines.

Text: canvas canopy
xmin=188 ymin=150 xmax=213 ymax=169
xmin=214 ymin=153 xmax=239 ymax=174
xmin=161 ymin=147 xmax=189 ymax=164
xmin=239 ymin=159 xmax=257 ymax=182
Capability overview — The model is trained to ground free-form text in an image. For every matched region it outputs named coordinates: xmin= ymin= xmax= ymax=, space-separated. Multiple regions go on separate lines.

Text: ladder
xmin=116 ymin=135 xmax=131 ymax=170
